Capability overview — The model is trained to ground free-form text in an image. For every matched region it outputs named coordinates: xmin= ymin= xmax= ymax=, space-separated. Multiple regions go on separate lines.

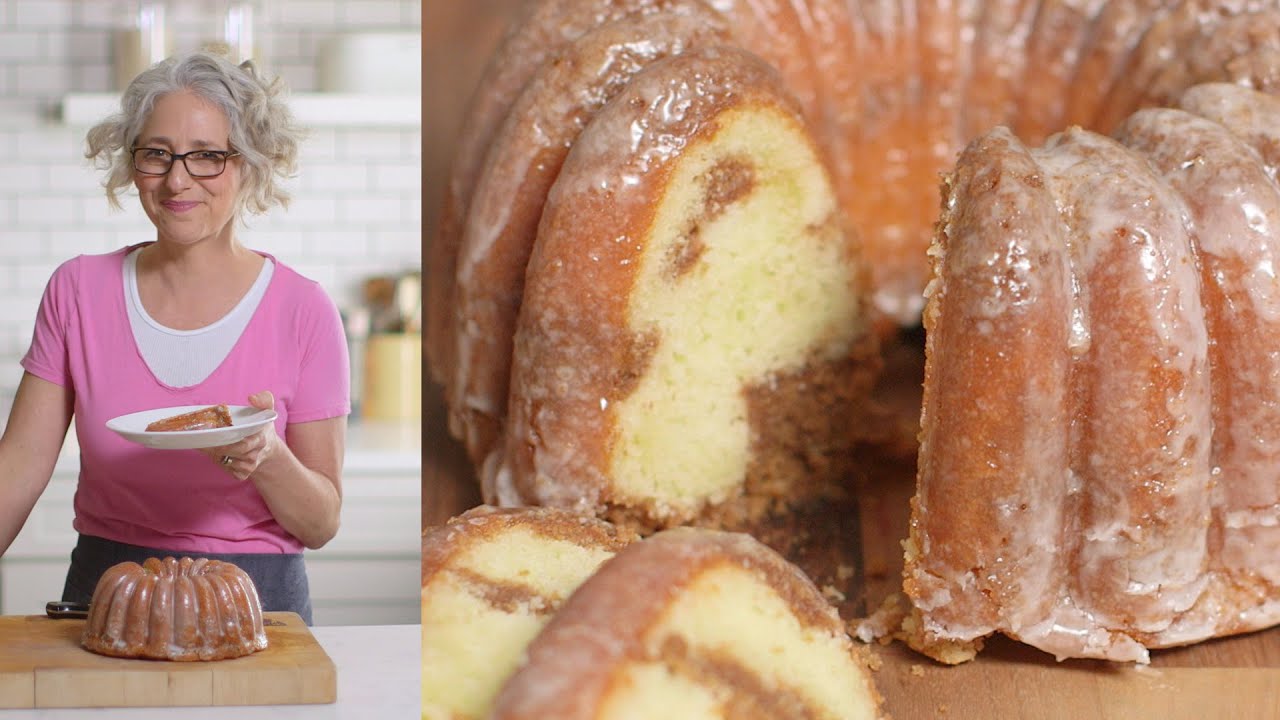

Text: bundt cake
xmin=488 ymin=527 xmax=883 ymax=720
xmin=81 ymin=557 xmax=268 ymax=661
xmin=421 ymin=505 xmax=637 ymax=720
xmin=428 ymin=0 xmax=1280 ymax=491
xmin=895 ymin=82 xmax=1280 ymax=664
xmin=427 ymin=0 xmax=1280 ymax=667
xmin=428 ymin=0 xmax=1280 ymax=373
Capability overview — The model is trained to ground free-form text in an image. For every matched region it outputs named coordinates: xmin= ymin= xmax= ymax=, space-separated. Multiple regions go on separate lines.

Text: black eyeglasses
xmin=131 ymin=147 xmax=240 ymax=178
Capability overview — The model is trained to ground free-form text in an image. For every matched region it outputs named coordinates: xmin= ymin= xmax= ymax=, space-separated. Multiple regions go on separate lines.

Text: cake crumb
xmin=864 ymin=650 xmax=883 ymax=672
xmin=836 ymin=563 xmax=855 ymax=582
xmin=822 ymin=584 xmax=846 ymax=603
xmin=938 ymin=703 xmax=949 ymax=714
xmin=909 ymin=664 xmax=925 ymax=677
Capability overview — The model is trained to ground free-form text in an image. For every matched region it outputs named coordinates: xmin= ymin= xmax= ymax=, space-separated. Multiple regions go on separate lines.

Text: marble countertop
xmin=0 ymin=624 xmax=420 ymax=719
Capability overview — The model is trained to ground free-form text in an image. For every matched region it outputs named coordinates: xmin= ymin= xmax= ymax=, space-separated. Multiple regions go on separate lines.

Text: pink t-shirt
xmin=21 ymin=244 xmax=351 ymax=553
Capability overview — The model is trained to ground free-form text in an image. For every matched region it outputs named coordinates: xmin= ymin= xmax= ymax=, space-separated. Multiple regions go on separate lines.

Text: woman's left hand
xmin=202 ymin=390 xmax=279 ymax=481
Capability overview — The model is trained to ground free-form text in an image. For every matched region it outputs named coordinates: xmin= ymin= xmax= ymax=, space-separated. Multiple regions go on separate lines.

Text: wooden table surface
xmin=423 ymin=3 xmax=1280 ymax=716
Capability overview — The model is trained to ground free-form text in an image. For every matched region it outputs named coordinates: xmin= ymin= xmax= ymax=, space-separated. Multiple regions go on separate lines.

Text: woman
xmin=0 ymin=51 xmax=349 ymax=624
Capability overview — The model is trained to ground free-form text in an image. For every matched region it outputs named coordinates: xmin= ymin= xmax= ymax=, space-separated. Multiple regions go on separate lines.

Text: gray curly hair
xmin=85 ymin=50 xmax=304 ymax=217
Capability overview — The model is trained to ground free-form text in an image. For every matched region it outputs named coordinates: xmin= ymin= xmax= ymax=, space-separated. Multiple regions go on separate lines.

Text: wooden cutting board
xmin=0 ymin=611 xmax=336 ymax=708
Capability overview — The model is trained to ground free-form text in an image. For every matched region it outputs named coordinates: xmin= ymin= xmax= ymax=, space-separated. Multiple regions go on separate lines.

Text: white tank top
xmin=124 ymin=248 xmax=274 ymax=388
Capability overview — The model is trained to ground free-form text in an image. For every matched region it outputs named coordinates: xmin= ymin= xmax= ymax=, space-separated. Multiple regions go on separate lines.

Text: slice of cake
xmin=145 ymin=404 xmax=232 ymax=432
xmin=489 ymin=526 xmax=883 ymax=719
xmin=495 ymin=45 xmax=880 ymax=533
xmin=421 ymin=506 xmax=637 ymax=720
xmin=448 ymin=7 xmax=733 ymax=494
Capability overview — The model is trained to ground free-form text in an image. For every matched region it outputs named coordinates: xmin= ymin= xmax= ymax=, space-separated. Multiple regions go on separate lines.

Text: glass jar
xmin=201 ymin=1 xmax=268 ymax=68
xmin=112 ymin=0 xmax=171 ymax=91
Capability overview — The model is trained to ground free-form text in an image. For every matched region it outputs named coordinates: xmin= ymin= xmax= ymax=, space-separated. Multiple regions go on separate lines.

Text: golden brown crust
xmin=489 ymin=527 xmax=879 ymax=720
xmin=1143 ymin=8 xmax=1280 ymax=107
xmin=959 ymin=0 xmax=1039 ymax=142
xmin=422 ymin=505 xmax=638 ymax=588
xmin=496 ymin=45 xmax=877 ymax=540
xmin=1063 ymin=0 xmax=1167 ymax=127
xmin=1038 ymin=126 xmax=1211 ymax=636
xmin=144 ymin=404 xmax=232 ymax=432
xmin=427 ymin=0 xmax=728 ymax=390
xmin=908 ymin=126 xmax=1073 ymax=640
xmin=498 ymin=46 xmax=817 ymax=515
xmin=1178 ymin=82 xmax=1280 ymax=183
xmin=433 ymin=0 xmax=1280 ymax=670
xmin=1014 ymin=0 xmax=1109 ymax=142
xmin=1092 ymin=0 xmax=1265 ymax=133
xmin=901 ymin=98 xmax=1280 ymax=663
xmin=791 ymin=0 xmax=862 ymax=246
xmin=1117 ymin=106 xmax=1280 ymax=644
xmin=82 ymin=557 xmax=267 ymax=662
xmin=448 ymin=7 xmax=733 ymax=489
xmin=848 ymin=0 xmax=934 ymax=327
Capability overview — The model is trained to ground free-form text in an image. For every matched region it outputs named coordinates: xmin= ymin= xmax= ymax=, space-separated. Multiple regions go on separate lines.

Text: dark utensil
xmin=46 ymin=601 xmax=90 ymax=619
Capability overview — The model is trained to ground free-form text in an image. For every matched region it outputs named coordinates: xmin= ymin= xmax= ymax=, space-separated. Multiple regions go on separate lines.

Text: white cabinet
xmin=0 ymin=420 xmax=421 ymax=626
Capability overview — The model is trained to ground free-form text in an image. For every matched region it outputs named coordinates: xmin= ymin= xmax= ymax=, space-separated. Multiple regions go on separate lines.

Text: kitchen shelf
xmin=60 ymin=92 xmax=421 ymax=128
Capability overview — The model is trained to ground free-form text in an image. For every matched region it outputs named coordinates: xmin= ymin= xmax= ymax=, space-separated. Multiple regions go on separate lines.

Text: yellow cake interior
xmin=613 ymin=105 xmax=862 ymax=518
xmin=422 ymin=527 xmax=620 ymax=720
xmin=599 ymin=562 xmax=879 ymax=719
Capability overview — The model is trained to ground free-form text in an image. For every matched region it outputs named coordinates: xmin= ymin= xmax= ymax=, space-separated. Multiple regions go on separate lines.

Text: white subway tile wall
xmin=0 ymin=0 xmax=422 ymax=400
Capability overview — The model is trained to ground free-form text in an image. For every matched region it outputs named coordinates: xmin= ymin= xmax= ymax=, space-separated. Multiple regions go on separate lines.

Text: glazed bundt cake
xmin=429 ymin=0 xmax=1280 ymax=371
xmin=427 ymin=0 xmax=1280 ymax=668
xmin=429 ymin=0 xmax=1280 ymax=494
xmin=488 ymin=527 xmax=883 ymax=720
xmin=81 ymin=557 xmax=268 ymax=661
xmin=895 ymin=83 xmax=1280 ymax=664
xmin=421 ymin=505 xmax=637 ymax=720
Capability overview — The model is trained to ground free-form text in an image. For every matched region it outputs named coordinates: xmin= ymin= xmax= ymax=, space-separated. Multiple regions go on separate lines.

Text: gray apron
xmin=62 ymin=533 xmax=313 ymax=625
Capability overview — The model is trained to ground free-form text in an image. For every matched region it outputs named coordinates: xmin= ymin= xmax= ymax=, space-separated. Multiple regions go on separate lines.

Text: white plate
xmin=106 ymin=405 xmax=278 ymax=450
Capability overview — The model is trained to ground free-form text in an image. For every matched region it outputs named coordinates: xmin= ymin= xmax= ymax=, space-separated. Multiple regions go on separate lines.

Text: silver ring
xmin=220 ymin=455 xmax=233 ymax=467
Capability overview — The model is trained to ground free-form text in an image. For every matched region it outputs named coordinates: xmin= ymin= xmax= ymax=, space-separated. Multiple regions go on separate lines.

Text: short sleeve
xmin=20 ymin=257 xmax=79 ymax=387
xmin=288 ymin=280 xmax=351 ymax=423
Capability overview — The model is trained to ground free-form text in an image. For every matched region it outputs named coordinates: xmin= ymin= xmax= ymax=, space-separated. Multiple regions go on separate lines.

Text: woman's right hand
xmin=0 ymin=372 xmax=74 ymax=558
xmin=201 ymin=390 xmax=280 ymax=481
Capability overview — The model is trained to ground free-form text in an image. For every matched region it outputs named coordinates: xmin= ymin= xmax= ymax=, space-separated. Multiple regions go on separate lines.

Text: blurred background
xmin=0 ymin=0 xmax=422 ymax=626
xmin=423 ymin=0 xmax=524 ymax=528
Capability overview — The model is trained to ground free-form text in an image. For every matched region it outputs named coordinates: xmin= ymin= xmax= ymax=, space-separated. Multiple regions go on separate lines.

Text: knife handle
xmin=46 ymin=601 xmax=90 ymax=619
